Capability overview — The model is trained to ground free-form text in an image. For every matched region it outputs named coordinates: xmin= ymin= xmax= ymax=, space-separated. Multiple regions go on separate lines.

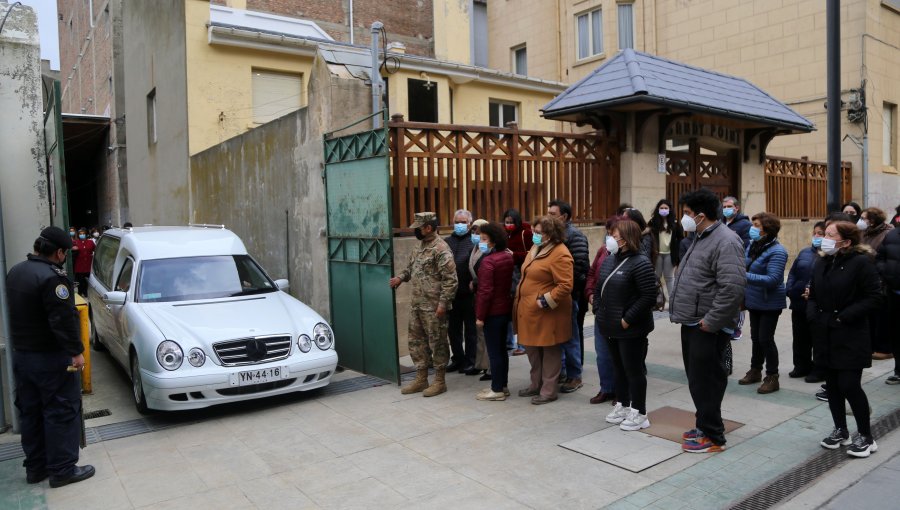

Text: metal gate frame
xmin=324 ymin=112 xmax=400 ymax=384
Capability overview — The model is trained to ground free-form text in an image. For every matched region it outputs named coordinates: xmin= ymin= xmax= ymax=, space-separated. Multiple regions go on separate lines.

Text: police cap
xmin=40 ymin=226 xmax=73 ymax=250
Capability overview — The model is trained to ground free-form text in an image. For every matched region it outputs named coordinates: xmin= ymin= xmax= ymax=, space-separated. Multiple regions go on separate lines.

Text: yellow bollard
xmin=74 ymin=294 xmax=92 ymax=394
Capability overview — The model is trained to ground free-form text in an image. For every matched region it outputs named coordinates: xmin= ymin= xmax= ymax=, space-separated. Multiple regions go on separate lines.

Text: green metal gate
xmin=324 ymin=115 xmax=400 ymax=384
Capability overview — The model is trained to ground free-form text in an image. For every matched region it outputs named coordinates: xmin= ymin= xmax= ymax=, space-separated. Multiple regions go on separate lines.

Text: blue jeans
xmin=560 ymin=301 xmax=583 ymax=380
xmin=594 ymin=322 xmax=616 ymax=393
xmin=484 ymin=315 xmax=511 ymax=392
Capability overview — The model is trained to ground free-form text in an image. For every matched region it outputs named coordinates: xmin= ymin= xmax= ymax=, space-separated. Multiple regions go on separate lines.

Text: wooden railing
xmin=765 ymin=156 xmax=852 ymax=219
xmin=389 ymin=117 xmax=620 ymax=229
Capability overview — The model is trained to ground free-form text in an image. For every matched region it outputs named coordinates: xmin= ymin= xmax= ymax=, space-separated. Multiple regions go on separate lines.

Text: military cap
xmin=409 ymin=212 xmax=438 ymax=229
xmin=40 ymin=226 xmax=73 ymax=250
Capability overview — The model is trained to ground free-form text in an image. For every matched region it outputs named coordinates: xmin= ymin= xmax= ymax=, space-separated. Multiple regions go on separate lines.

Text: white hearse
xmin=87 ymin=225 xmax=338 ymax=412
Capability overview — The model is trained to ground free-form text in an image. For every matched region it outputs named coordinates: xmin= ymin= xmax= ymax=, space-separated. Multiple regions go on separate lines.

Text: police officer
xmin=390 ymin=212 xmax=458 ymax=396
xmin=7 ymin=226 xmax=95 ymax=487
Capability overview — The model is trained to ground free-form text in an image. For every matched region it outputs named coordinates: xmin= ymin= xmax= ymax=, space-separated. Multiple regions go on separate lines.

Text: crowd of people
xmin=391 ymin=193 xmax=900 ymax=459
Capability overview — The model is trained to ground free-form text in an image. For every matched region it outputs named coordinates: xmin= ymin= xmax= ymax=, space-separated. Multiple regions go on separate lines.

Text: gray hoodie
xmin=669 ymin=221 xmax=746 ymax=332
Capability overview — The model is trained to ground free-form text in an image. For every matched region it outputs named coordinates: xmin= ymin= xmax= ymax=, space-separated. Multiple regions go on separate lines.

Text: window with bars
xmin=576 ymin=8 xmax=603 ymax=60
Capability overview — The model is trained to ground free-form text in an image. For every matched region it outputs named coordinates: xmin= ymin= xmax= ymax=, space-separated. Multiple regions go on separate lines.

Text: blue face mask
xmin=453 ymin=223 xmax=468 ymax=236
xmin=532 ymin=233 xmax=543 ymax=246
xmin=478 ymin=241 xmax=489 ymax=254
xmin=722 ymin=207 xmax=735 ymax=218
xmin=812 ymin=236 xmax=822 ymax=248
xmin=749 ymin=226 xmax=761 ymax=241
xmin=78 ymin=234 xmax=87 ymax=240
xmin=471 ymin=233 xmax=480 ymax=244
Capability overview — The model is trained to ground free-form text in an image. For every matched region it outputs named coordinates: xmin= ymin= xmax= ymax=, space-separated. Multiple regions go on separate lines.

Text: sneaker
xmin=605 ymin=402 xmax=629 ymax=424
xmin=476 ymin=389 xmax=507 ymax=401
xmin=560 ymin=378 xmax=583 ymax=393
xmin=847 ymin=434 xmax=878 ymax=458
xmin=886 ymin=374 xmax=900 ymax=385
xmin=619 ymin=408 xmax=650 ymax=431
xmin=683 ymin=428 xmax=704 ymax=441
xmin=820 ymin=427 xmax=851 ymax=449
xmin=682 ymin=436 xmax=725 ymax=453
xmin=815 ymin=387 xmax=829 ymax=402
xmin=502 ymin=387 xmax=510 ymax=397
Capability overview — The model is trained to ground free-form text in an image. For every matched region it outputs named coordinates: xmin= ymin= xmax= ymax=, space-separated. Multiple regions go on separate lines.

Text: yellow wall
xmin=184 ymin=0 xmax=313 ymax=155
xmin=433 ymin=0 xmax=472 ymax=65
xmin=450 ymin=81 xmax=558 ymax=130
xmin=487 ymin=0 xmax=560 ymax=80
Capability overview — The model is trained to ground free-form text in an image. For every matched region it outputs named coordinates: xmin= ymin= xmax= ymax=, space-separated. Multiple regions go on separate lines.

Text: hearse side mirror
xmin=274 ymin=279 xmax=290 ymax=291
xmin=103 ymin=291 xmax=127 ymax=306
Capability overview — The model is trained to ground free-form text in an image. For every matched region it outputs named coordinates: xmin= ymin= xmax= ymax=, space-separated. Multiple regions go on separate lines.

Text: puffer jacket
xmin=744 ymin=239 xmax=787 ymax=311
xmin=564 ymin=222 xmax=590 ymax=291
xmin=726 ymin=213 xmax=752 ymax=249
xmin=786 ymin=245 xmax=819 ymax=310
xmin=876 ymin=227 xmax=900 ymax=291
xmin=592 ymin=250 xmax=657 ymax=339
xmin=669 ymin=222 xmax=746 ymax=332
xmin=807 ymin=245 xmax=883 ymax=370
xmin=475 ymin=250 xmax=514 ymax=321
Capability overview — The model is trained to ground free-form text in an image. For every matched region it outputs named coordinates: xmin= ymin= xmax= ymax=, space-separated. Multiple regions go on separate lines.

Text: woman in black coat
xmin=593 ymin=219 xmax=657 ymax=432
xmin=808 ymin=221 xmax=883 ymax=458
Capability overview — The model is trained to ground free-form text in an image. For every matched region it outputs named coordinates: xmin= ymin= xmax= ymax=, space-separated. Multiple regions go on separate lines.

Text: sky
xmin=17 ymin=0 xmax=60 ymax=70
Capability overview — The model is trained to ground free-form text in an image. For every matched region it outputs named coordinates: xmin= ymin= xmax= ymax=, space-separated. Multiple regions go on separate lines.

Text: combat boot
xmin=738 ymin=368 xmax=762 ymax=385
xmin=401 ymin=369 xmax=429 ymax=394
xmin=758 ymin=374 xmax=780 ymax=394
xmin=423 ymin=367 xmax=447 ymax=397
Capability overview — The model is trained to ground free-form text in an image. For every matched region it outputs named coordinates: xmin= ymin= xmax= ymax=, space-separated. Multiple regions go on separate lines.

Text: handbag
xmin=654 ymin=282 xmax=666 ymax=312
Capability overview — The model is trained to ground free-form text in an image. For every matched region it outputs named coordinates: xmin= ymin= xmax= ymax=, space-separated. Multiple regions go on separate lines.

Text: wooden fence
xmin=765 ymin=156 xmax=852 ymax=219
xmin=389 ymin=117 xmax=620 ymax=229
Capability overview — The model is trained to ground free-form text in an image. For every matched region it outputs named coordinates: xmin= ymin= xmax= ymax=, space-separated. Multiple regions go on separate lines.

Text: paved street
xmin=2 ymin=311 xmax=898 ymax=510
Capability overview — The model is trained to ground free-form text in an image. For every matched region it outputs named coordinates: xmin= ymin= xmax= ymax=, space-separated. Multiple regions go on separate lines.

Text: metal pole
xmin=371 ymin=21 xmax=384 ymax=128
xmin=0 ymin=190 xmax=17 ymax=433
xmin=826 ymin=0 xmax=841 ymax=212
xmin=348 ymin=0 xmax=354 ymax=45
xmin=862 ymin=132 xmax=869 ymax=207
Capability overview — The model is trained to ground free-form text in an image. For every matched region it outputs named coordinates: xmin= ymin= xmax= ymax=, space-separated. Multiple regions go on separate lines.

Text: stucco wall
xmin=0 ymin=3 xmax=51 ymax=262
xmin=122 ymin=0 xmax=190 ymax=226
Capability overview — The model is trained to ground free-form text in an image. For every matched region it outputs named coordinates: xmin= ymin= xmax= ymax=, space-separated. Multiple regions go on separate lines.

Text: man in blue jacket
xmin=670 ymin=189 xmax=746 ymax=453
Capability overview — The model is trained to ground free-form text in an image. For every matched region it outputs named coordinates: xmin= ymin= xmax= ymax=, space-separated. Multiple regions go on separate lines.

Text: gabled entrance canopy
xmin=542 ymin=49 xmax=814 ymax=160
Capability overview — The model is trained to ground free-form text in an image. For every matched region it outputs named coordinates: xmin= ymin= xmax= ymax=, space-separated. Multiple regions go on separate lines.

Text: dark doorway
xmin=62 ymin=115 xmax=109 ymax=230
xmin=407 ymin=78 xmax=438 ymax=123
xmin=666 ymin=139 xmax=738 ymax=205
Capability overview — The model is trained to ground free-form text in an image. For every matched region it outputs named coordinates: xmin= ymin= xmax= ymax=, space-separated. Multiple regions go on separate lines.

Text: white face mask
xmin=856 ymin=218 xmax=867 ymax=230
xmin=820 ymin=238 xmax=839 ymax=255
xmin=681 ymin=213 xmax=699 ymax=232
xmin=605 ymin=235 xmax=619 ymax=255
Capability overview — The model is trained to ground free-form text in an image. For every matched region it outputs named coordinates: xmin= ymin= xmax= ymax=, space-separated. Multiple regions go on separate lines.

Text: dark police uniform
xmin=8 ymin=253 xmax=84 ymax=482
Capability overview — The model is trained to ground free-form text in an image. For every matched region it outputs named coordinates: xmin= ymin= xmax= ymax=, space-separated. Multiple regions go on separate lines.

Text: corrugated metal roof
xmin=542 ymin=49 xmax=814 ymax=132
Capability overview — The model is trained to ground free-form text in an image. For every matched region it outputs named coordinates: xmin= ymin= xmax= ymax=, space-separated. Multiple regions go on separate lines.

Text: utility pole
xmin=371 ymin=22 xmax=384 ymax=128
xmin=826 ymin=0 xmax=841 ymax=212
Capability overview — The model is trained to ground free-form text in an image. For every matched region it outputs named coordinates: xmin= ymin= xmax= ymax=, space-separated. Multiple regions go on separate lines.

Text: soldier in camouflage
xmin=390 ymin=212 xmax=458 ymax=396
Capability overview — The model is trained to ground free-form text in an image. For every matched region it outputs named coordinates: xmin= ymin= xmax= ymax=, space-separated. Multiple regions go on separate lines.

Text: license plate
xmin=229 ymin=367 xmax=288 ymax=386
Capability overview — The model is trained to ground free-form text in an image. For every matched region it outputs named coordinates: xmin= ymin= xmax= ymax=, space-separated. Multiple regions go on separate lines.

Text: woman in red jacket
xmin=72 ymin=227 xmax=95 ymax=296
xmin=475 ymin=222 xmax=515 ymax=401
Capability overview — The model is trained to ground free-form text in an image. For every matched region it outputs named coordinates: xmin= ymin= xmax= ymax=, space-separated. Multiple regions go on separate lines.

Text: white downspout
xmin=348 ymin=0 xmax=354 ymax=45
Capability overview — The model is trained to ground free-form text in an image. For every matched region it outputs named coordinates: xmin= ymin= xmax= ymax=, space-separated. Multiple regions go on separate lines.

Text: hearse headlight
xmin=297 ymin=334 xmax=312 ymax=353
xmin=156 ymin=340 xmax=184 ymax=371
xmin=314 ymin=323 xmax=333 ymax=350
xmin=187 ymin=348 xmax=206 ymax=367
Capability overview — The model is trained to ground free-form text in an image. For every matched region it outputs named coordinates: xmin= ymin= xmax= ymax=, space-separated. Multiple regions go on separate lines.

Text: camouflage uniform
xmin=397 ymin=220 xmax=458 ymax=370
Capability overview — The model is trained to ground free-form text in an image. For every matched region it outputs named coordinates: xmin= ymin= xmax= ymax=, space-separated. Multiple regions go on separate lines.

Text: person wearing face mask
xmin=669 ymin=189 xmax=746 ymax=453
xmin=7 ymin=226 xmax=95 ymax=487
xmin=466 ymin=219 xmax=492 ymax=378
xmin=72 ymin=227 xmax=95 ymax=297
xmin=858 ymin=207 xmax=895 ymax=361
xmin=809 ymin=221 xmax=882 ymax=458
xmin=841 ymin=201 xmax=862 ymax=224
xmin=473 ymin=222 xmax=515 ymax=401
xmin=444 ymin=210 xmax=478 ymax=373
xmin=90 ymin=228 xmax=100 ymax=245
xmin=594 ymin=219 xmax=658 ymax=431
xmin=860 ymin=207 xmax=894 ymax=251
xmin=786 ymin=221 xmax=826 ymax=382
xmin=722 ymin=197 xmax=750 ymax=341
xmin=513 ymin=215 xmax=573 ymax=404
xmin=737 ymin=213 xmax=788 ymax=394
xmin=648 ymin=199 xmax=683 ymax=305
xmin=390 ymin=212 xmax=459 ymax=397
xmin=501 ymin=208 xmax=533 ymax=356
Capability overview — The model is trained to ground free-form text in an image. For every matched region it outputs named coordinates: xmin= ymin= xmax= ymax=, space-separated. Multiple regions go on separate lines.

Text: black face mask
xmin=414 ymin=228 xmax=425 ymax=240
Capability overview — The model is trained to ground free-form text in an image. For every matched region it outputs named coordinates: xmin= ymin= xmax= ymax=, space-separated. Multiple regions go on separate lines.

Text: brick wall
xmin=58 ymin=0 xmax=115 ymax=116
xmin=246 ymin=0 xmax=435 ymax=56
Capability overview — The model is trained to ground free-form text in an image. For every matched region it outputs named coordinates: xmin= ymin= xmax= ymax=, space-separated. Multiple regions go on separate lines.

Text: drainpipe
xmin=371 ymin=22 xmax=384 ymax=128
xmin=825 ymin=0 xmax=840 ymax=212
xmin=348 ymin=0 xmax=354 ymax=45
xmin=862 ymin=131 xmax=869 ymax=207
xmin=0 ymin=191 xmax=16 ymax=433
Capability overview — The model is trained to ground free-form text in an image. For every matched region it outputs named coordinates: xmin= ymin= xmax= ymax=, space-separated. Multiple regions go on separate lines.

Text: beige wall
xmin=486 ymin=0 xmax=559 ymax=80
xmin=184 ymin=0 xmax=314 ymax=155
xmin=433 ymin=0 xmax=472 ymax=64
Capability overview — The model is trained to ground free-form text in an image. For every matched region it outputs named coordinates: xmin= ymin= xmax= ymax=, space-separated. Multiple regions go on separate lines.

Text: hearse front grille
xmin=212 ymin=335 xmax=292 ymax=366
